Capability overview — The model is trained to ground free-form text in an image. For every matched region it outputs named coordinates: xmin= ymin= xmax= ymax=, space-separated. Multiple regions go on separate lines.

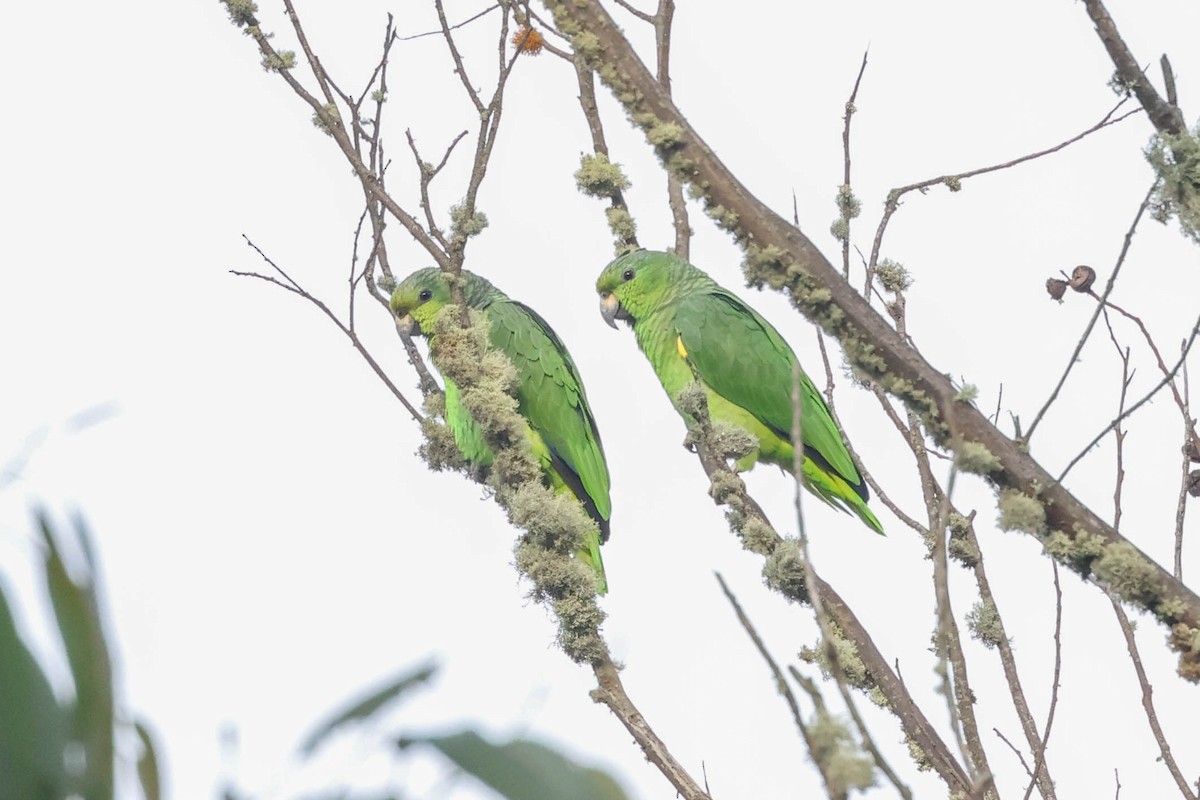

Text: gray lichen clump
xmin=1043 ymin=526 xmax=1106 ymax=574
xmin=424 ymin=305 xmax=608 ymax=665
xmin=1145 ymin=125 xmax=1200 ymax=244
xmin=808 ymin=712 xmax=877 ymax=795
xmin=966 ymin=599 xmax=1005 ymax=649
xmin=946 ymin=512 xmax=980 ymax=567
xmin=1040 ymin=522 xmax=1200 ymax=681
xmin=311 ymin=103 xmax=342 ymax=137
xmin=709 ymin=421 xmax=758 ymax=462
xmin=800 ymin=622 xmax=874 ymax=696
xmin=448 ymin=202 xmax=489 ymax=248
xmin=221 ymin=0 xmax=259 ymax=27
xmin=575 ymin=152 xmax=630 ymax=197
xmin=955 ymin=441 xmax=1001 ymax=475
xmin=997 ymin=489 xmax=1047 ymax=535
xmin=874 ymin=259 xmax=912 ymax=293
xmin=418 ymin=392 xmax=471 ymax=475
xmin=763 ymin=538 xmax=809 ymax=602
xmin=260 ymin=50 xmax=295 ymax=72
xmin=575 ymin=153 xmax=637 ymax=250
xmin=604 ymin=207 xmax=637 ymax=246
xmin=830 ymin=184 xmax=861 ymax=244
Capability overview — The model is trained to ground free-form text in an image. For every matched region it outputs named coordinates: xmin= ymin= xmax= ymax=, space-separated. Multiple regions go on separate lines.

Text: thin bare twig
xmin=993 ymin=728 xmax=1035 ymax=781
xmin=840 ymin=51 xmax=869 ymax=282
xmin=866 ymin=101 xmax=1136 ymax=296
xmin=1026 ymin=181 xmax=1157 ymax=442
xmin=877 ymin=285 xmax=991 ymax=793
xmin=1176 ymin=357 xmax=1192 ymax=581
xmin=232 ymin=237 xmax=423 ymax=422
xmin=1022 ymin=564 xmax=1063 ymax=800
xmin=611 ymin=0 xmax=654 ymax=23
xmin=962 ymin=518 xmax=1057 ymax=800
xmin=591 ymin=661 xmax=711 ymax=800
xmin=433 ymin=0 xmax=485 ymax=112
xmin=398 ymin=5 xmax=498 ymax=42
xmin=1080 ymin=287 xmax=1200 ymax=462
xmin=929 ymin=464 xmax=992 ymax=794
xmin=652 ymin=0 xmax=690 ymax=258
xmin=715 ymin=573 xmax=844 ymax=799
xmin=1109 ymin=599 xmax=1198 ymax=800
xmin=1058 ymin=314 xmax=1200 ymax=483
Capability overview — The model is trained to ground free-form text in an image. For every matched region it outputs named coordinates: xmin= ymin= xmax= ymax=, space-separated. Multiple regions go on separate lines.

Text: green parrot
xmin=596 ymin=250 xmax=883 ymax=534
xmin=391 ymin=268 xmax=613 ymax=592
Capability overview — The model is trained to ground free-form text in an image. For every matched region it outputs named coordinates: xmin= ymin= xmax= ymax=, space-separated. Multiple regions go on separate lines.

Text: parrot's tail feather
xmin=576 ymin=528 xmax=608 ymax=595
xmin=803 ymin=460 xmax=885 ymax=535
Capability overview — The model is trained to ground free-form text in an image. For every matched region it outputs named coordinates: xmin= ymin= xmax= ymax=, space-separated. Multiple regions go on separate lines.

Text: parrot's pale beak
xmin=395 ymin=313 xmax=418 ymax=336
xmin=599 ymin=293 xmax=621 ymax=329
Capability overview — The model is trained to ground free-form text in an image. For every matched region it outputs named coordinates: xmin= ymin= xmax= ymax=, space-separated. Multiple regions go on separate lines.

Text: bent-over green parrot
xmin=596 ymin=250 xmax=882 ymax=534
xmin=391 ymin=268 xmax=613 ymax=591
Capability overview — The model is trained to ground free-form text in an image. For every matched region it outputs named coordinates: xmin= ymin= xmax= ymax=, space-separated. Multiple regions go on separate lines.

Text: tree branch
xmin=1080 ymin=0 xmax=1185 ymax=136
xmin=545 ymin=0 xmax=1200 ymax=679
xmin=591 ymin=661 xmax=711 ymax=800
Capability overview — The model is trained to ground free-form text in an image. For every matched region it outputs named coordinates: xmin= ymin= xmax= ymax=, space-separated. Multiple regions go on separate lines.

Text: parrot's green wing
xmin=487 ymin=300 xmax=612 ymax=538
xmin=673 ymin=289 xmax=866 ymax=498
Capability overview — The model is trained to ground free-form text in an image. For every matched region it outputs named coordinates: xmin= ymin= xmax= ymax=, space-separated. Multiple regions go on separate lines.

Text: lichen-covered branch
xmin=223 ymin=7 xmax=716 ymax=798
xmin=673 ymin=381 xmax=973 ymax=796
xmin=543 ymin=0 xmax=1200 ymax=680
xmin=1080 ymin=0 xmax=1184 ymax=137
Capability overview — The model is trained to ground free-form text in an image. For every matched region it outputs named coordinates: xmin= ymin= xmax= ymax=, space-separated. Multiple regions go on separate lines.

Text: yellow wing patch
xmin=676 ymin=334 xmax=689 ymax=359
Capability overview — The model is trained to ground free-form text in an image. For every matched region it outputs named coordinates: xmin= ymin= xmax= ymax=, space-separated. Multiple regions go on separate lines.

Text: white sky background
xmin=2 ymin=0 xmax=1200 ymax=798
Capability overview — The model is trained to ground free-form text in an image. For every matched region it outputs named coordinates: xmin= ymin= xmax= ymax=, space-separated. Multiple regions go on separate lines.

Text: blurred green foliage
xmin=3 ymin=512 xmax=628 ymax=800
xmin=0 ymin=510 xmax=160 ymax=800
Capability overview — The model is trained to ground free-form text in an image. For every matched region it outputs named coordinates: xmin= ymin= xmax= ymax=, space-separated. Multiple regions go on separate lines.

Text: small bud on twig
xmin=1185 ymin=434 xmax=1200 ymax=463
xmin=1046 ymin=277 xmax=1068 ymax=302
xmin=1069 ymin=265 xmax=1096 ymax=292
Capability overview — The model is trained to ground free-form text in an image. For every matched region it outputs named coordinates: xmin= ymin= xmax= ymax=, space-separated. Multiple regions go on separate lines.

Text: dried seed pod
xmin=1189 ymin=469 xmax=1200 ymax=498
xmin=1185 ymin=434 xmax=1200 ymax=463
xmin=1069 ymin=265 xmax=1096 ymax=292
xmin=1046 ymin=277 xmax=1068 ymax=302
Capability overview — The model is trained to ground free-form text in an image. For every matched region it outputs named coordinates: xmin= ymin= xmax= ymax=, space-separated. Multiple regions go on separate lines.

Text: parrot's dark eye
xmin=418 ymin=289 xmax=433 ymax=302
xmin=622 ymin=268 xmax=635 ymax=282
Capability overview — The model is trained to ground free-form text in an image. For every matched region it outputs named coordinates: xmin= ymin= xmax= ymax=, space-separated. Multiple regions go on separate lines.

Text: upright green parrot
xmin=391 ymin=268 xmax=613 ymax=592
xmin=596 ymin=250 xmax=883 ymax=534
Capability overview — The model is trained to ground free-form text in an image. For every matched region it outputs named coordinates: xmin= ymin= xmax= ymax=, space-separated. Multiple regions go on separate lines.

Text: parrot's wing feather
xmin=674 ymin=289 xmax=864 ymax=493
xmin=488 ymin=300 xmax=612 ymax=531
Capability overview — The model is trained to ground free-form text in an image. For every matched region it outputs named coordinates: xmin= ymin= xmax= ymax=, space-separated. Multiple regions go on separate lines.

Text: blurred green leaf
xmin=37 ymin=509 xmax=114 ymax=800
xmin=0 ymin=578 xmax=68 ymax=800
xmin=299 ymin=661 xmax=437 ymax=756
xmin=134 ymin=720 xmax=161 ymax=800
xmin=407 ymin=731 xmax=630 ymax=800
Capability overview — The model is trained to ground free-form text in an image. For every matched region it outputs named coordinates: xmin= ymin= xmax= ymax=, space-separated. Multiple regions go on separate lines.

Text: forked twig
xmin=232 ymin=237 xmax=423 ymax=422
